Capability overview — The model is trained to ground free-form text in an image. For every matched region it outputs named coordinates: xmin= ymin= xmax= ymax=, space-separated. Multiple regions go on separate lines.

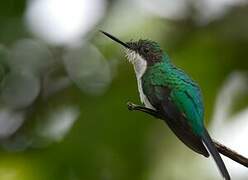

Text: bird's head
xmin=125 ymin=39 xmax=163 ymax=66
xmin=100 ymin=31 xmax=163 ymax=67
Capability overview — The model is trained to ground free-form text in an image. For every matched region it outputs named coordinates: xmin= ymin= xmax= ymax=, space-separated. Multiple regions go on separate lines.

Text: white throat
xmin=125 ymin=50 xmax=155 ymax=110
xmin=125 ymin=50 xmax=147 ymax=78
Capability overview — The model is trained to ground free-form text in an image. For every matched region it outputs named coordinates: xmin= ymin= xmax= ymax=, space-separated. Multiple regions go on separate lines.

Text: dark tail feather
xmin=201 ymin=128 xmax=231 ymax=180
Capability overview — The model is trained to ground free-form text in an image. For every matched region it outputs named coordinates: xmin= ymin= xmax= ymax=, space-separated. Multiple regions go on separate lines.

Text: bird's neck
xmin=146 ymin=54 xmax=174 ymax=73
xmin=132 ymin=53 xmax=173 ymax=80
xmin=161 ymin=53 xmax=173 ymax=67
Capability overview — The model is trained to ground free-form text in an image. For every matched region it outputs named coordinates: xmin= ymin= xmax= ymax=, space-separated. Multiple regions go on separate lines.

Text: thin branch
xmin=213 ymin=141 xmax=248 ymax=167
xmin=127 ymin=102 xmax=248 ymax=168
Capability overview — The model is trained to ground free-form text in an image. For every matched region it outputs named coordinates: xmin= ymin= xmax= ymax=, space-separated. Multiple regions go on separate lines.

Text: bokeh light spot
xmin=25 ymin=0 xmax=106 ymax=45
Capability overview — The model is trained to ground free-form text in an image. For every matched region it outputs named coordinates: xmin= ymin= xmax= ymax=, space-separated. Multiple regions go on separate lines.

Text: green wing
xmin=170 ymin=87 xmax=204 ymax=135
xmin=142 ymin=64 xmax=208 ymax=156
xmin=145 ymin=63 xmax=205 ymax=135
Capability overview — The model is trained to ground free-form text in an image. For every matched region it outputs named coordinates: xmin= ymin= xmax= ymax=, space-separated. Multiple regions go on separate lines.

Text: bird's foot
xmin=126 ymin=101 xmax=162 ymax=119
xmin=127 ymin=101 xmax=139 ymax=111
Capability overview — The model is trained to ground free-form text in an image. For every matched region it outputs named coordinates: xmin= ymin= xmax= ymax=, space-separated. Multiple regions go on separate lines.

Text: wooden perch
xmin=127 ymin=102 xmax=248 ymax=168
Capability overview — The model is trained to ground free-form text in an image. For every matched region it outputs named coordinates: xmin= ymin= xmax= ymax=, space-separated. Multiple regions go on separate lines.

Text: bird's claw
xmin=127 ymin=102 xmax=136 ymax=111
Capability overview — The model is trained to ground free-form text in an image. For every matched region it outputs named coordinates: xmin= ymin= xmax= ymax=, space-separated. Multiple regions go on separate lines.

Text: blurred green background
xmin=0 ymin=0 xmax=248 ymax=179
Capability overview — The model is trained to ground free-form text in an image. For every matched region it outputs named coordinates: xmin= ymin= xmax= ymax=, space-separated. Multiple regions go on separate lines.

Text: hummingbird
xmin=100 ymin=30 xmax=230 ymax=180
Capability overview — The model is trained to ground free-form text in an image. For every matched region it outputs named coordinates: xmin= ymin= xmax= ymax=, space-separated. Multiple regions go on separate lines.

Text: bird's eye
xmin=143 ymin=47 xmax=149 ymax=54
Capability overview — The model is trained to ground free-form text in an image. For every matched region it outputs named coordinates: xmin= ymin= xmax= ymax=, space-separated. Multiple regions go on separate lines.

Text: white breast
xmin=127 ymin=52 xmax=155 ymax=110
xmin=137 ymin=77 xmax=155 ymax=110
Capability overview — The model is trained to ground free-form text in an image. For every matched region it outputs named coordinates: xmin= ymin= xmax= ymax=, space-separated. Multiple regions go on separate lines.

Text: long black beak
xmin=100 ymin=30 xmax=131 ymax=49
